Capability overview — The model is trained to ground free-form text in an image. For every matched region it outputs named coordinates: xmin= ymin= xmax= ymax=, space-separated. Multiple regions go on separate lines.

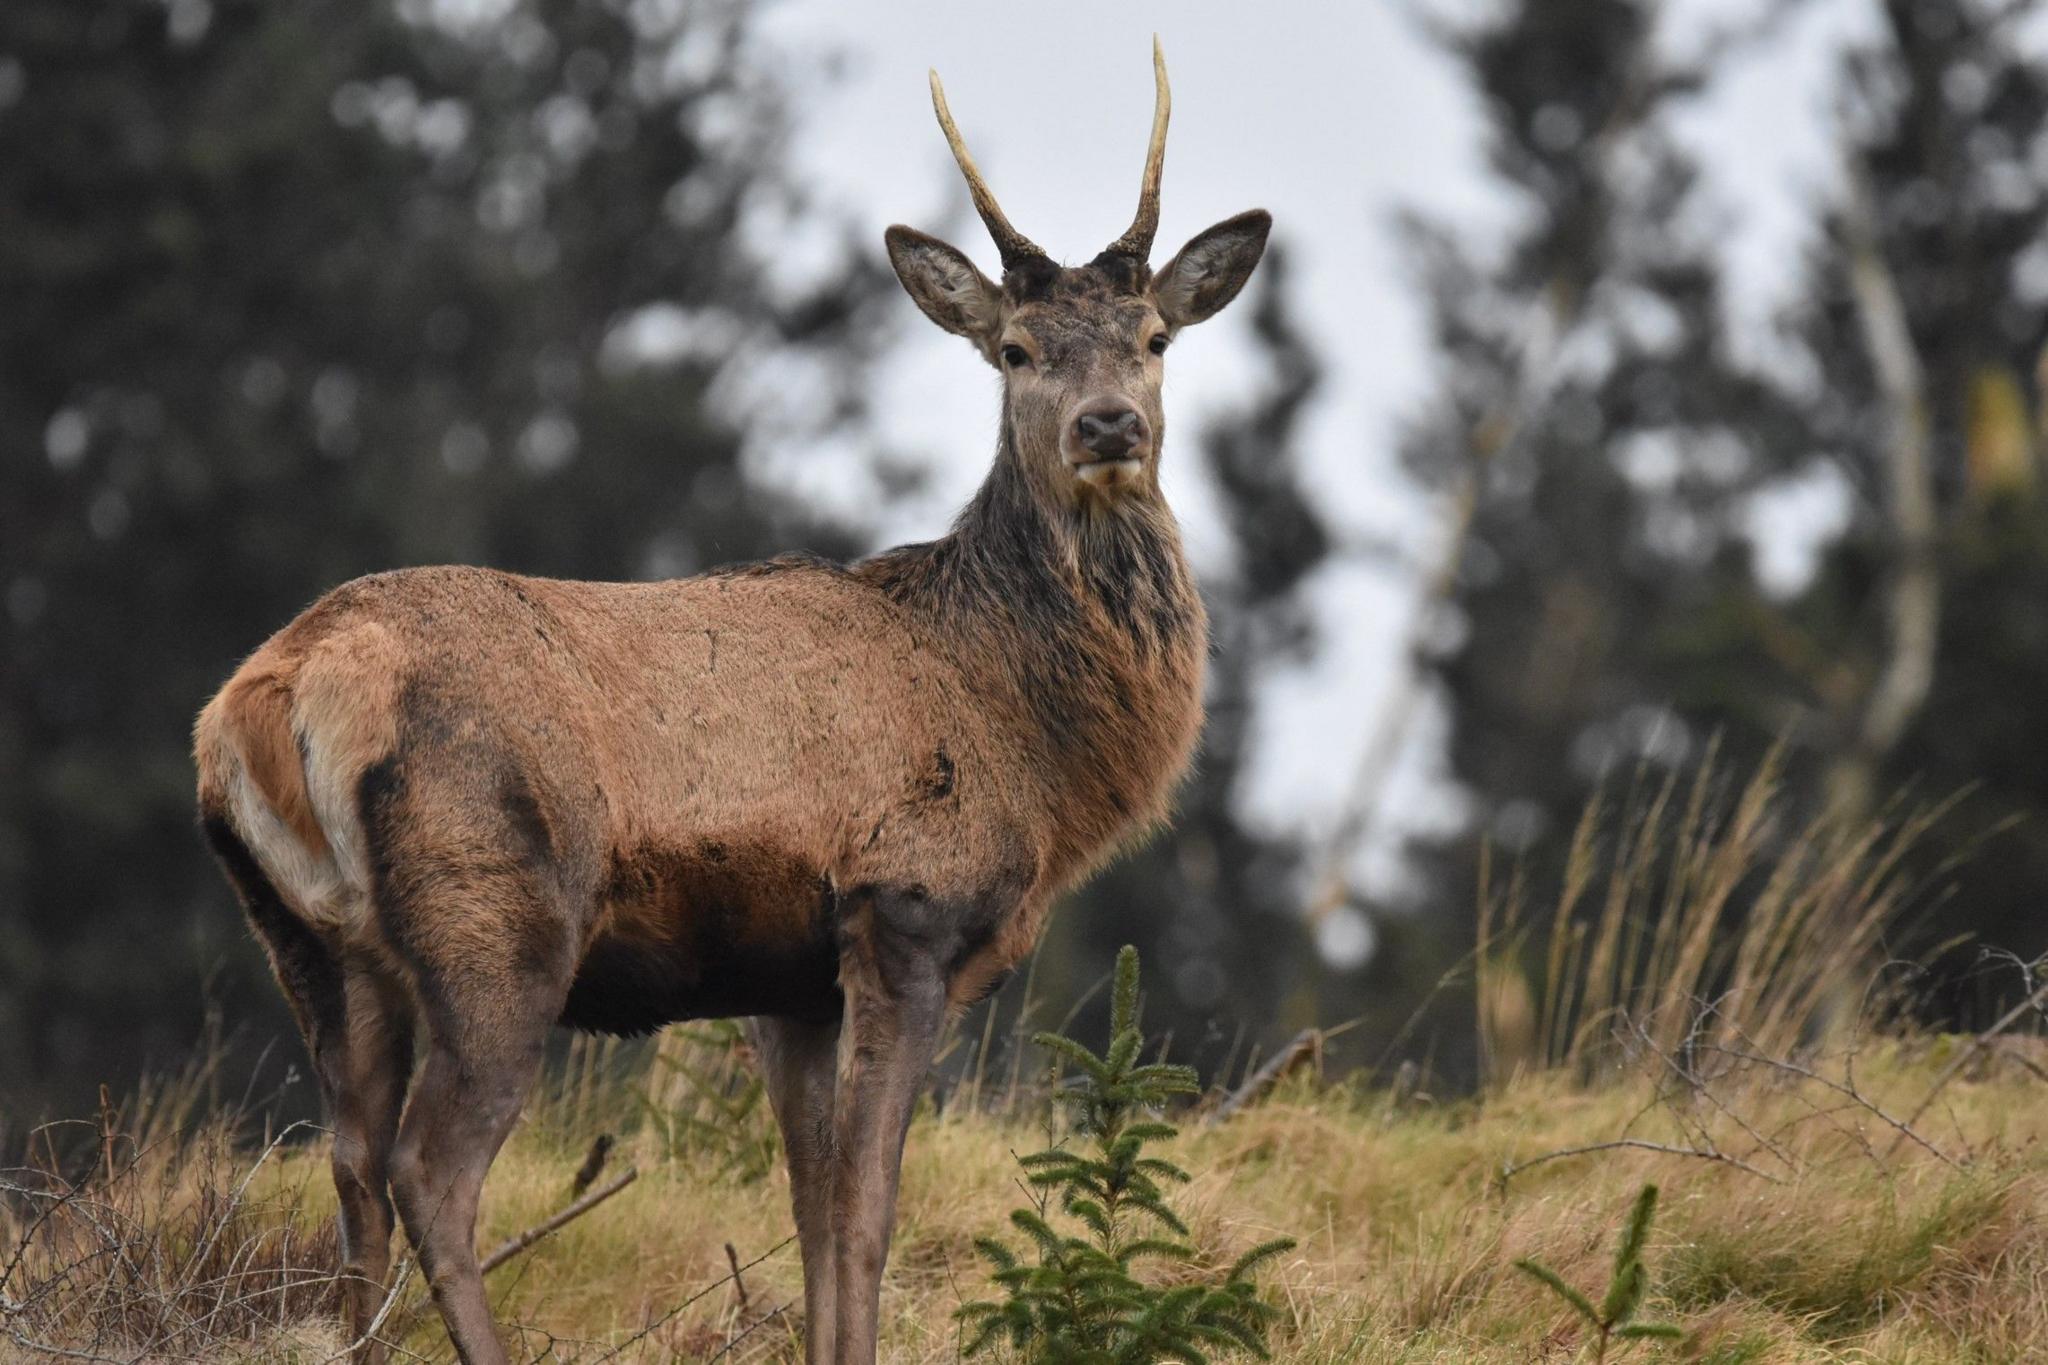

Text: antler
xmin=1103 ymin=36 xmax=1171 ymax=262
xmin=928 ymin=68 xmax=1048 ymax=272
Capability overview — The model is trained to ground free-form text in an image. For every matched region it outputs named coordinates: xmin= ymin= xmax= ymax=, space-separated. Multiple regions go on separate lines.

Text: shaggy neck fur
xmin=855 ymin=430 xmax=1207 ymax=871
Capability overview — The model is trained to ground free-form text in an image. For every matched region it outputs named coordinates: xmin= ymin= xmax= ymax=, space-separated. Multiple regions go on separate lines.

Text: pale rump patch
xmin=202 ymin=671 xmax=325 ymax=856
xmin=293 ymin=625 xmax=402 ymax=895
xmin=225 ymin=760 xmax=355 ymax=931
xmin=194 ymin=624 xmax=401 ymax=940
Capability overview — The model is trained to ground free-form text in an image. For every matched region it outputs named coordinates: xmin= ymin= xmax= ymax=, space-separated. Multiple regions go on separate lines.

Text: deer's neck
xmin=856 ymin=452 xmax=1208 ymax=867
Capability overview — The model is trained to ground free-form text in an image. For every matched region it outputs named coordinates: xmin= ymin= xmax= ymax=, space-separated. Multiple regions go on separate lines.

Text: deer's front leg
xmin=751 ymin=1015 xmax=841 ymax=1365
xmin=829 ymin=886 xmax=951 ymax=1365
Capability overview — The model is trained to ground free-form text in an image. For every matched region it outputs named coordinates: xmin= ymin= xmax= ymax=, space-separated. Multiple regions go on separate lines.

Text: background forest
xmin=4 ymin=0 xmax=2047 ymax=1125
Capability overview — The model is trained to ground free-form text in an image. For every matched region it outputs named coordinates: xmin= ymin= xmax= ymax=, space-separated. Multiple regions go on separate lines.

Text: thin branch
xmin=723 ymin=1242 xmax=749 ymax=1315
xmin=480 ymin=1167 xmax=639 ymax=1276
xmin=706 ymin=1299 xmax=792 ymax=1363
xmin=3 ymin=1326 xmax=136 ymax=1363
xmin=1625 ymin=1016 xmax=1800 ymax=1175
xmin=588 ymin=1235 xmax=794 ymax=1363
xmin=1499 ymin=1139 xmax=1780 ymax=1186
xmin=1701 ymin=1042 xmax=1957 ymax=1169
xmin=1207 ymin=1030 xmax=1321 ymax=1124
xmin=1894 ymin=972 xmax=2048 ymax=1149
xmin=1825 ymin=153 xmax=1937 ymax=820
xmin=314 ymin=1256 xmax=418 ymax=1365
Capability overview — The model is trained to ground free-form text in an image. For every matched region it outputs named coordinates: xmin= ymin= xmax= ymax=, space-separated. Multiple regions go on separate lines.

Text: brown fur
xmin=195 ymin=54 xmax=1270 ymax=1365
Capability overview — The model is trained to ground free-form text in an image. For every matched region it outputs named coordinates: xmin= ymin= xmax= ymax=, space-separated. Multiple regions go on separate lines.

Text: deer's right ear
xmin=886 ymin=226 xmax=1004 ymax=355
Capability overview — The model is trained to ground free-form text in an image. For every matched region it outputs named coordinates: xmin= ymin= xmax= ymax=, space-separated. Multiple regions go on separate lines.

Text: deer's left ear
xmin=1152 ymin=210 xmax=1271 ymax=329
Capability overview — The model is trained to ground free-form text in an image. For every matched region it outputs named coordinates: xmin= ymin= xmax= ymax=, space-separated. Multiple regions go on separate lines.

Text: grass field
xmin=4 ymin=1024 xmax=2046 ymax=1364
xmin=8 ymin=766 xmax=2047 ymax=1362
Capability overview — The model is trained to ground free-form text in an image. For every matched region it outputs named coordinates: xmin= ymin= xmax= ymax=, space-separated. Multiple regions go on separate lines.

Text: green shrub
xmin=1514 ymin=1183 xmax=1685 ymax=1362
xmin=957 ymin=946 xmax=1294 ymax=1364
xmin=635 ymin=1019 xmax=779 ymax=1183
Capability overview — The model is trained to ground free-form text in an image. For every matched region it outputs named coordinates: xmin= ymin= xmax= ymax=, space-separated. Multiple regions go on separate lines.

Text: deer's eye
xmin=1148 ymin=333 xmax=1170 ymax=356
xmin=1001 ymin=343 xmax=1031 ymax=369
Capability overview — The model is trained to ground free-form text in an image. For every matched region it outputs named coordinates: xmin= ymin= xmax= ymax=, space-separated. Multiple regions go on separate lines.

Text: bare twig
xmin=480 ymin=1167 xmax=639 ymax=1276
xmin=95 ymin=1087 xmax=116 ymax=1190
xmin=1625 ymin=1016 xmax=1800 ymax=1175
xmin=1893 ymin=972 xmax=2048 ymax=1150
xmin=316 ymin=1261 xmax=424 ymax=1365
xmin=724 ymin=1241 xmax=749 ymax=1315
xmin=1702 ymin=1041 xmax=1957 ymax=1169
xmin=1499 ymin=1139 xmax=1781 ymax=1187
xmin=707 ymin=1299 xmax=792 ymax=1363
xmin=1207 ymin=1030 xmax=1321 ymax=1124
xmin=569 ymin=1134 xmax=614 ymax=1199
xmin=589 ymin=1235 xmax=794 ymax=1362
xmin=176 ymin=1119 xmax=320 ymax=1299
xmin=1994 ymin=1039 xmax=2048 ymax=1084
xmin=3 ymin=1326 xmax=133 ymax=1363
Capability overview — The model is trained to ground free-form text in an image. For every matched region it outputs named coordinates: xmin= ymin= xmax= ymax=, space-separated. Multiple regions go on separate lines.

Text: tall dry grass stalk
xmin=1477 ymin=747 xmax=1950 ymax=1085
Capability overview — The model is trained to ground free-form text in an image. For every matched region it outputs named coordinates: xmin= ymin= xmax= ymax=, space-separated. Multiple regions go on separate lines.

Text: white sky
xmin=734 ymin=0 xmax=1899 ymax=906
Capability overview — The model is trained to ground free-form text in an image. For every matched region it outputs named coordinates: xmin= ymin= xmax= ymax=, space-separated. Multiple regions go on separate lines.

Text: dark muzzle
xmin=1074 ymin=405 xmax=1148 ymax=460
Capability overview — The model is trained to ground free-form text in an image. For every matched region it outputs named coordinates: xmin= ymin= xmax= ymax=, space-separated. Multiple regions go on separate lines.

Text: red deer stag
xmin=195 ymin=40 xmax=1267 ymax=1365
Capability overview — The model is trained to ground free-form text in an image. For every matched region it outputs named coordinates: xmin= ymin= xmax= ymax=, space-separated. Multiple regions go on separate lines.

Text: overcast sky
xmin=727 ymin=0 xmax=1911 ymax=924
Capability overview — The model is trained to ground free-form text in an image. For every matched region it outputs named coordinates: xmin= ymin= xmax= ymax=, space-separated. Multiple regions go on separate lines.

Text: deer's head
xmin=886 ymin=41 xmax=1270 ymax=508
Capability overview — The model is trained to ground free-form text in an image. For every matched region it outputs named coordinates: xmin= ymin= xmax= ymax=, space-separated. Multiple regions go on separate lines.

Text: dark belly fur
xmin=556 ymin=839 xmax=844 ymax=1034
xmin=557 ymin=931 xmax=841 ymax=1033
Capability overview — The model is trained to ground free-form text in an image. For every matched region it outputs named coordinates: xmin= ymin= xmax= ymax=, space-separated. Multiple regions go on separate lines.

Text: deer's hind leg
xmin=359 ymin=763 xmax=583 ymax=1365
xmin=384 ymin=965 xmax=556 ymax=1365
xmin=201 ymin=818 xmax=417 ymax=1364
xmin=325 ymin=959 xmax=416 ymax=1356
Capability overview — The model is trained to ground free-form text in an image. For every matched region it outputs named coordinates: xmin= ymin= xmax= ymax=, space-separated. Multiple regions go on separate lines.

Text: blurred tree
xmin=1392 ymin=0 xmax=1789 ymax=950
xmin=0 ymin=0 xmax=883 ymax=1119
xmin=1394 ymin=0 xmax=2048 ymax=1046
xmin=1779 ymin=0 xmax=2048 ymax=1016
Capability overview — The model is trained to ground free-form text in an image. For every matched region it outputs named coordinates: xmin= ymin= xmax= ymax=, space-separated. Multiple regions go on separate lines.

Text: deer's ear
xmin=1152 ymin=210 xmax=1271 ymax=329
xmin=886 ymin=226 xmax=1003 ymax=352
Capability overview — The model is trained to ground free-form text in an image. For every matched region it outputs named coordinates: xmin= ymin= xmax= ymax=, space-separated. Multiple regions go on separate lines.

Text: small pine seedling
xmin=956 ymin=946 xmax=1295 ymax=1364
xmin=1514 ymin=1183 xmax=1685 ymax=1362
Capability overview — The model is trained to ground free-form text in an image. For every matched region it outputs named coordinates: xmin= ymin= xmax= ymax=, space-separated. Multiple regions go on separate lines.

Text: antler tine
xmin=1105 ymin=36 xmax=1171 ymax=261
xmin=928 ymin=68 xmax=1047 ymax=272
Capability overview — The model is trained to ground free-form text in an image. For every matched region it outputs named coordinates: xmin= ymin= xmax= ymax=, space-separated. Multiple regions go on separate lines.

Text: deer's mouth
xmin=1069 ymin=455 xmax=1146 ymax=490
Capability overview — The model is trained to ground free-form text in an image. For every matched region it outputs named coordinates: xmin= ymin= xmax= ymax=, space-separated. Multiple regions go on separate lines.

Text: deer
xmin=193 ymin=40 xmax=1268 ymax=1365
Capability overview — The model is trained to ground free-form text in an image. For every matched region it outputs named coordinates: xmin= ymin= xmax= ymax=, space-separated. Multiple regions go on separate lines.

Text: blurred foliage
xmin=636 ymin=1021 xmax=778 ymax=1183
xmin=1405 ymin=0 xmax=2048 ymax=1050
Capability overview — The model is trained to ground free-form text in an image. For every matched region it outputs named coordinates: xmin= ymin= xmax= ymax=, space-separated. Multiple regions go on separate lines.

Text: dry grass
xmin=7 ymin=761 xmax=2045 ymax=1363
xmin=3 ymin=1033 xmax=2046 ymax=1364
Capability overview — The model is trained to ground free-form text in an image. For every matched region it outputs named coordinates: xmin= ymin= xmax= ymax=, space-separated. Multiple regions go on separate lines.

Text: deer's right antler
xmin=929 ymin=68 xmax=1049 ymax=273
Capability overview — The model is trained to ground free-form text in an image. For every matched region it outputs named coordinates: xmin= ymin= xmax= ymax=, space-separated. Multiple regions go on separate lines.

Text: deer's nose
xmin=1074 ymin=405 xmax=1148 ymax=460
